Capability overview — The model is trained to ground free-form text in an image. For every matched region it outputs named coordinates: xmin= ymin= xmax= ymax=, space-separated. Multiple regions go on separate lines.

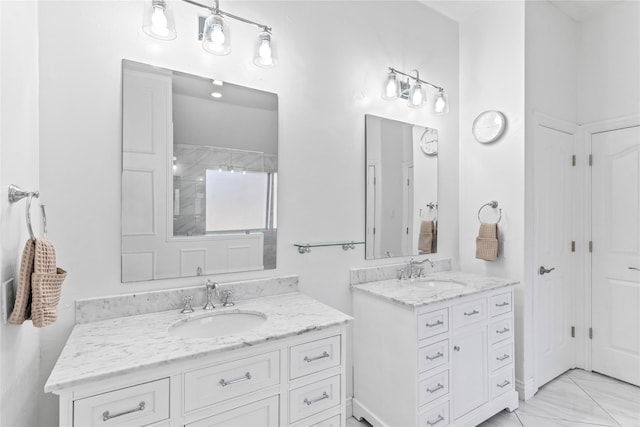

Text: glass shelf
xmin=293 ymin=241 xmax=365 ymax=254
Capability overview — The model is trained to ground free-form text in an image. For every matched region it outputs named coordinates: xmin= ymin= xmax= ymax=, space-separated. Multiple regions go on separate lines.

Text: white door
xmin=591 ymin=125 xmax=640 ymax=386
xmin=451 ymin=326 xmax=488 ymax=419
xmin=533 ymin=118 xmax=577 ymax=387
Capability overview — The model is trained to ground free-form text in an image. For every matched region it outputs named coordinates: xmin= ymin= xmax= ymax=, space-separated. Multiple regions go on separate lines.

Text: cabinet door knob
xmin=453 ymin=345 xmax=460 ymax=352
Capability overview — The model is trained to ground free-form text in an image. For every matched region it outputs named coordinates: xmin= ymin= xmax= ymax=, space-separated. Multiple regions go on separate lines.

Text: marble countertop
xmin=45 ymin=292 xmax=352 ymax=393
xmin=351 ymin=271 xmax=518 ymax=308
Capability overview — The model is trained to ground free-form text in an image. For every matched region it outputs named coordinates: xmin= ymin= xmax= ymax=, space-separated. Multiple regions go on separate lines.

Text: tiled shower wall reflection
xmin=173 ymin=144 xmax=278 ymax=269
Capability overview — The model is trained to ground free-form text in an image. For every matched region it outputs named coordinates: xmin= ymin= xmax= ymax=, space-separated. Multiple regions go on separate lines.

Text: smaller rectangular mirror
xmin=365 ymin=114 xmax=438 ymax=259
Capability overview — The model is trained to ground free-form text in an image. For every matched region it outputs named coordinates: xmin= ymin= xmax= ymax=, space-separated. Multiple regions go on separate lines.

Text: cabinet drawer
xmin=418 ymin=339 xmax=448 ymax=373
xmin=73 ymin=378 xmax=169 ymax=427
xmin=418 ymin=309 xmax=449 ymax=340
xmin=184 ymin=351 xmax=280 ymax=413
xmin=452 ymin=298 xmax=487 ymax=329
xmin=490 ymin=317 xmax=514 ymax=344
xmin=418 ymin=369 xmax=449 ymax=407
xmin=490 ymin=367 xmax=514 ymax=398
xmin=491 ymin=342 xmax=514 ymax=372
xmin=186 ymin=395 xmax=279 ymax=427
xmin=490 ymin=292 xmax=512 ymax=317
xmin=290 ymin=335 xmax=341 ymax=380
xmin=290 ymin=375 xmax=341 ymax=423
xmin=418 ymin=401 xmax=449 ymax=427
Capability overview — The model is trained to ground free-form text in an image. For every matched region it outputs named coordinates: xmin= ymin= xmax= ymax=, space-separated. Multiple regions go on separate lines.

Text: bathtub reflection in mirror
xmin=121 ymin=60 xmax=277 ymax=282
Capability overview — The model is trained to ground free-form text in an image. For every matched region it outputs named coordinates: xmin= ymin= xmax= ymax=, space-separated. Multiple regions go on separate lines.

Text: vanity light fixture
xmin=142 ymin=0 xmax=277 ymax=68
xmin=383 ymin=67 xmax=449 ymax=114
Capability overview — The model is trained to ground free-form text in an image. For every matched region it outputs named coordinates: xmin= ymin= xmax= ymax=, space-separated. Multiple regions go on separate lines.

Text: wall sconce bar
xmin=142 ymin=0 xmax=277 ymax=68
xmin=383 ymin=67 xmax=449 ymax=113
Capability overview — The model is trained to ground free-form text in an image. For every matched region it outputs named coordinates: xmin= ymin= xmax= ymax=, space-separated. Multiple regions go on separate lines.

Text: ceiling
xmin=420 ymin=0 xmax=623 ymax=23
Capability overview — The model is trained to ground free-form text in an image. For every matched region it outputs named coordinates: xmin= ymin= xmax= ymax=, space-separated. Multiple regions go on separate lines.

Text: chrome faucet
xmin=408 ymin=257 xmax=435 ymax=279
xmin=203 ymin=280 xmax=217 ymax=310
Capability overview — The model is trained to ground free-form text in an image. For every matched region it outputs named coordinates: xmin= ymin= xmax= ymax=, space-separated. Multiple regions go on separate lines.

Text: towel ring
xmin=477 ymin=200 xmax=502 ymax=224
xmin=8 ymin=184 xmax=47 ymax=241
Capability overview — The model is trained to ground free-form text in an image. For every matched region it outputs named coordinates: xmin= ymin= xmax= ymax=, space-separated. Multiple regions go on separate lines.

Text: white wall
xmin=458 ymin=0 xmax=526 ymax=393
xmin=0 ymin=1 xmax=41 ymax=426
xmin=37 ymin=1 xmax=459 ymax=421
xmin=577 ymin=1 xmax=640 ymax=123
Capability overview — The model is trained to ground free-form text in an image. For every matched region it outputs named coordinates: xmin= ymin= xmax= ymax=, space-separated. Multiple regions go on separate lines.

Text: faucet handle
xmin=221 ymin=290 xmax=234 ymax=307
xmin=181 ymin=295 xmax=194 ymax=314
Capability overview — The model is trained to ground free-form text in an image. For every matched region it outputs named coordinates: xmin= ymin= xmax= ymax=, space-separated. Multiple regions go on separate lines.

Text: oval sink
xmin=411 ymin=279 xmax=467 ymax=289
xmin=169 ymin=311 xmax=267 ymax=339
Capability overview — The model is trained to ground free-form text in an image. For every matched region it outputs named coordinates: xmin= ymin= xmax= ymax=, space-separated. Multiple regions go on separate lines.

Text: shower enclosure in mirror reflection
xmin=365 ymin=115 xmax=438 ymax=260
xmin=121 ymin=60 xmax=278 ymax=282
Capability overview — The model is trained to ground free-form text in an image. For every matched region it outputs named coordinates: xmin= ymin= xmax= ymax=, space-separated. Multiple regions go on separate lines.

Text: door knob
xmin=629 ymin=267 xmax=640 ymax=271
xmin=539 ymin=266 xmax=556 ymax=275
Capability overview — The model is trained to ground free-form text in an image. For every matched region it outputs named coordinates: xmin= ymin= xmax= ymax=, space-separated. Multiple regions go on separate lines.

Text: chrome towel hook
xmin=8 ymin=184 xmax=47 ymax=241
xmin=477 ymin=200 xmax=502 ymax=224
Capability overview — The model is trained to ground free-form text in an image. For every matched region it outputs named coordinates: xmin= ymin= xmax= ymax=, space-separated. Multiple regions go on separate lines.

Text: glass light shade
xmin=253 ymin=31 xmax=278 ymax=68
xmin=407 ymin=82 xmax=426 ymax=108
xmin=142 ymin=0 xmax=177 ymax=41
xmin=202 ymin=13 xmax=231 ymax=55
xmin=433 ymin=90 xmax=449 ymax=115
xmin=382 ymin=72 xmax=400 ymax=100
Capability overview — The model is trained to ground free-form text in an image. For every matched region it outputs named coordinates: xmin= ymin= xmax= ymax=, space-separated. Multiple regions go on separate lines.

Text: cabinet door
xmin=451 ymin=326 xmax=488 ymax=419
xmin=186 ymin=395 xmax=279 ymax=427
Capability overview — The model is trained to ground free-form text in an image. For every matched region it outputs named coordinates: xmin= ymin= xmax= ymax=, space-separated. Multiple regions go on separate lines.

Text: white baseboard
xmin=515 ymin=377 xmax=537 ymax=401
xmin=346 ymin=396 xmax=353 ymax=418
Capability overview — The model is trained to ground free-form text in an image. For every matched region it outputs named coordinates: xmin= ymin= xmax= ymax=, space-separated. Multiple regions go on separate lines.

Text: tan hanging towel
xmin=8 ymin=240 xmax=36 ymax=324
xmin=476 ymin=222 xmax=499 ymax=261
xmin=31 ymin=238 xmax=66 ymax=327
xmin=419 ymin=220 xmax=434 ymax=254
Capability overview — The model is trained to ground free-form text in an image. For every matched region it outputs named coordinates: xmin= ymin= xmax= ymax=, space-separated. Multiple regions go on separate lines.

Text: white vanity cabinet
xmin=55 ymin=327 xmax=347 ymax=427
xmin=352 ymin=285 xmax=518 ymax=427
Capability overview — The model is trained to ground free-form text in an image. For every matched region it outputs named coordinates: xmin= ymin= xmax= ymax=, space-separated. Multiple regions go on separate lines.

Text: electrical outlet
xmin=1 ymin=278 xmax=15 ymax=324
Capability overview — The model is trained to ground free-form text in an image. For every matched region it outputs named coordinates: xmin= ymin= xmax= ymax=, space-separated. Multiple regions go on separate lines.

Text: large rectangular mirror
xmin=365 ymin=114 xmax=438 ymax=259
xmin=121 ymin=60 xmax=278 ymax=282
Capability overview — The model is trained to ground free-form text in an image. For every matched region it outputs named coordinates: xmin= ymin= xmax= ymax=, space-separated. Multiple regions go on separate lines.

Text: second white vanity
xmin=46 ymin=280 xmax=352 ymax=427
xmin=352 ymin=271 xmax=518 ymax=427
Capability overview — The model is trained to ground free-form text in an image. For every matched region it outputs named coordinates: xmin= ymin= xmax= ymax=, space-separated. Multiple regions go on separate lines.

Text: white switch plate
xmin=1 ymin=278 xmax=15 ymax=324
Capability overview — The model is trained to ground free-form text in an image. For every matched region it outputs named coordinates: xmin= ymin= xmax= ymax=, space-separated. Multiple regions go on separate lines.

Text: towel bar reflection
xmin=477 ymin=200 xmax=502 ymax=224
xmin=293 ymin=241 xmax=364 ymax=254
xmin=8 ymin=184 xmax=47 ymax=240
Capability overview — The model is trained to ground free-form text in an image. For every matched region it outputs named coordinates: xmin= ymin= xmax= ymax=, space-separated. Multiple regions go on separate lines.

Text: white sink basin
xmin=169 ymin=311 xmax=267 ymax=339
xmin=410 ymin=279 xmax=467 ymax=289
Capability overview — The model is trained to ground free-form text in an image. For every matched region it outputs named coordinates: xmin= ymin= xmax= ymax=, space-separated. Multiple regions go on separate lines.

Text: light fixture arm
xmin=388 ymin=67 xmax=443 ymax=92
xmin=179 ymin=0 xmax=271 ymax=32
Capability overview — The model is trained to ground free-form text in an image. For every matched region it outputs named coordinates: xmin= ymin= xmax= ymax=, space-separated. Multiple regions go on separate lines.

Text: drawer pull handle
xmin=426 ymin=383 xmax=444 ymax=393
xmin=464 ymin=309 xmax=480 ymax=316
xmin=425 ymin=351 xmax=444 ymax=361
xmin=427 ymin=415 xmax=445 ymax=426
xmin=497 ymin=380 xmax=511 ymax=388
xmin=496 ymin=327 xmax=510 ymax=334
xmin=495 ymin=302 xmax=509 ymax=307
xmin=425 ymin=320 xmax=443 ymax=328
xmin=102 ymin=401 xmax=145 ymax=421
xmin=219 ymin=372 xmax=252 ymax=387
xmin=304 ymin=351 xmax=330 ymax=363
xmin=496 ymin=354 xmax=510 ymax=362
xmin=304 ymin=391 xmax=329 ymax=406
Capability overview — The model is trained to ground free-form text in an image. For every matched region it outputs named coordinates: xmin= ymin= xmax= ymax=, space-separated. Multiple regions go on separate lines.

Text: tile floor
xmin=347 ymin=369 xmax=640 ymax=427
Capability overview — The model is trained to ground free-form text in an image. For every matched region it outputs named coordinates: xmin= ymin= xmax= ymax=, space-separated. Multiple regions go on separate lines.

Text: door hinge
xmin=572 ymin=155 xmax=576 ymax=166
xmin=406 ymin=227 xmax=409 ymax=234
xmin=589 ymin=241 xmax=593 ymax=252
xmin=571 ymin=326 xmax=575 ymax=338
xmin=589 ymin=154 xmax=593 ymax=166
xmin=407 ymin=179 xmax=410 ymax=186
xmin=571 ymin=241 xmax=576 ymax=252
xmin=589 ymin=327 xmax=593 ymax=339
xmin=373 ymin=227 xmax=376 ymax=235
